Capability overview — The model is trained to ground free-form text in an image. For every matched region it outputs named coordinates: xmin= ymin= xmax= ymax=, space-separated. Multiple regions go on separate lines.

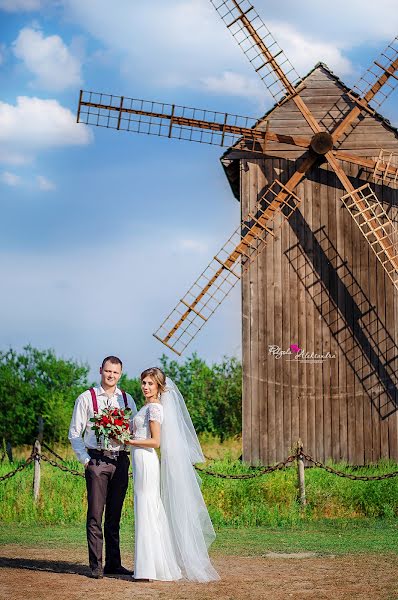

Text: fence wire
xmin=0 ymin=454 xmax=34 ymax=482
xmin=1 ymin=445 xmax=398 ymax=482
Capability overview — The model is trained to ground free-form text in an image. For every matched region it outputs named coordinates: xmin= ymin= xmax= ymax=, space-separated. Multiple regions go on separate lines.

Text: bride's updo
xmin=140 ymin=367 xmax=166 ymax=393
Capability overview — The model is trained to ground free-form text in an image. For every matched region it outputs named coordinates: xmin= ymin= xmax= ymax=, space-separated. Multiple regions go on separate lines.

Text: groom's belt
xmin=87 ymin=448 xmax=129 ymax=460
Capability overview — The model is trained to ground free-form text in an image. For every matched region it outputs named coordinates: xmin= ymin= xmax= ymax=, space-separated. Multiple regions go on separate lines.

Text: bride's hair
xmin=140 ymin=367 xmax=166 ymax=393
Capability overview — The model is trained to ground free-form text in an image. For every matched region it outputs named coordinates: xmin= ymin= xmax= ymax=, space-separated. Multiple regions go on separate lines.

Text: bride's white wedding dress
xmin=132 ymin=402 xmax=181 ymax=580
xmin=131 ymin=380 xmax=219 ymax=582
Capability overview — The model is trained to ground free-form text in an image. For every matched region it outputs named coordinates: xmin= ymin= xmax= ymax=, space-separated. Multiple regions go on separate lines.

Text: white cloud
xmin=13 ymin=26 xmax=82 ymax=91
xmin=201 ymin=71 xmax=266 ymax=103
xmin=1 ymin=171 xmax=22 ymax=186
xmin=255 ymin=0 xmax=398 ymax=46
xmin=271 ymin=22 xmax=353 ymax=77
xmin=62 ymin=0 xmax=258 ymax=94
xmin=0 ymin=96 xmax=92 ymax=165
xmin=37 ymin=175 xmax=56 ymax=191
xmin=62 ymin=0 xmax=398 ymax=105
xmin=0 ymin=0 xmax=42 ymax=11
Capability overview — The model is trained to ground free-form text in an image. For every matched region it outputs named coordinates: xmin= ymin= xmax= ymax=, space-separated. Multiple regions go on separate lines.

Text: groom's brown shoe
xmin=89 ymin=566 xmax=103 ymax=579
xmin=104 ymin=565 xmax=134 ymax=576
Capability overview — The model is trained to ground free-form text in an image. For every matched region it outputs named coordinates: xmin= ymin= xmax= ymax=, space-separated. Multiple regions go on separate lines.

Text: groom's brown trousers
xmin=85 ymin=450 xmax=130 ymax=570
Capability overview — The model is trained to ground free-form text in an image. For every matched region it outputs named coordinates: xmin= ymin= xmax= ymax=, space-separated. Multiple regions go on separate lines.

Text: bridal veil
xmin=160 ymin=377 xmax=219 ymax=582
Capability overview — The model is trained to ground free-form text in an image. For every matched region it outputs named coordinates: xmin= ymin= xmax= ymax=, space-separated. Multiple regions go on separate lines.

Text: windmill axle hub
xmin=310 ymin=132 xmax=334 ymax=155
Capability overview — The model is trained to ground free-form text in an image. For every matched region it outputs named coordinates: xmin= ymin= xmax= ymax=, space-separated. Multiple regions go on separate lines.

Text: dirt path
xmin=0 ymin=545 xmax=397 ymax=600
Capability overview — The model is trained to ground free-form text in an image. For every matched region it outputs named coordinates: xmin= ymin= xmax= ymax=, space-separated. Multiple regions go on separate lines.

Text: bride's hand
xmin=124 ymin=437 xmax=136 ymax=446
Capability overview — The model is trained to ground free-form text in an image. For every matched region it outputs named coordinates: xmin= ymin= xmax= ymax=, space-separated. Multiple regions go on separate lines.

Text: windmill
xmin=77 ymin=1 xmax=398 ymax=465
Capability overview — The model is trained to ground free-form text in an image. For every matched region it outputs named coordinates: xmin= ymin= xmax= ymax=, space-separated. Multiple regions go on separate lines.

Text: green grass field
xmin=1 ymin=449 xmax=398 ymax=527
xmin=1 ymin=520 xmax=397 ymax=556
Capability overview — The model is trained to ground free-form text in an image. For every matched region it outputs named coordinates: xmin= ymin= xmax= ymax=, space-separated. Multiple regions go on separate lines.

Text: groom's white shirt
xmin=68 ymin=386 xmax=137 ymax=466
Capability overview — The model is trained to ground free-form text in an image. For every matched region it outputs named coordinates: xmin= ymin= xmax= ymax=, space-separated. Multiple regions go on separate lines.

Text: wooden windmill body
xmin=77 ymin=1 xmax=398 ymax=465
xmin=224 ymin=63 xmax=398 ymax=464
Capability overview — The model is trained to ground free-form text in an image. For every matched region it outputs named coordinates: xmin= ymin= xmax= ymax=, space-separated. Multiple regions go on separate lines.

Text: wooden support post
xmin=33 ymin=439 xmax=41 ymax=502
xmin=5 ymin=440 xmax=13 ymax=463
xmin=296 ymin=438 xmax=306 ymax=506
xmin=37 ymin=416 xmax=44 ymax=443
xmin=33 ymin=417 xmax=43 ymax=501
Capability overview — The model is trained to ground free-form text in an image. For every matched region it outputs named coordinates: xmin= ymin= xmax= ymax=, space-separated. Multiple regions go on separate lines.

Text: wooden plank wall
xmin=241 ymin=156 xmax=398 ymax=465
xmin=252 ymin=65 xmax=398 ymax=160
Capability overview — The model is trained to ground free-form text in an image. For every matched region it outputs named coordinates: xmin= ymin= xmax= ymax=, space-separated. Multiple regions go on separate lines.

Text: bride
xmin=124 ymin=367 xmax=219 ymax=582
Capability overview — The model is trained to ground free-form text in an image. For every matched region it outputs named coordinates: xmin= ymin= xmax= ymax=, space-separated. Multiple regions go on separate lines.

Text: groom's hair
xmin=101 ymin=355 xmax=123 ymax=370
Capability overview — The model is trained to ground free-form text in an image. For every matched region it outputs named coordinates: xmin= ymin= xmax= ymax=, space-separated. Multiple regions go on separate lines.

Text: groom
xmin=68 ymin=355 xmax=137 ymax=578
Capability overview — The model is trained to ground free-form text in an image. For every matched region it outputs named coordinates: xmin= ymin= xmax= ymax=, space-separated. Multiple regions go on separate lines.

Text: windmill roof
xmin=222 ymin=62 xmax=398 ymax=200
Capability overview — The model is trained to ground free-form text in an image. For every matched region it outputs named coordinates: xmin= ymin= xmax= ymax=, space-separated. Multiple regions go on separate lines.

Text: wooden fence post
xmin=296 ymin=438 xmax=307 ymax=506
xmin=33 ymin=439 xmax=41 ymax=501
xmin=6 ymin=440 xmax=13 ymax=463
xmin=33 ymin=417 xmax=43 ymax=502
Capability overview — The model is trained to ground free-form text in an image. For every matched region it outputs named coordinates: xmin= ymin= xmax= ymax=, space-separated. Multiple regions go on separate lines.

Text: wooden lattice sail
xmin=349 ymin=36 xmax=398 ymax=110
xmin=210 ymin=0 xmax=301 ymax=103
xmin=154 ymin=179 xmax=302 ymax=354
xmin=340 ymin=183 xmax=398 ymax=290
xmin=77 ymin=92 xmax=258 ymax=148
xmin=373 ymin=149 xmax=398 ymax=186
xmin=77 ymin=91 xmax=315 ymax=154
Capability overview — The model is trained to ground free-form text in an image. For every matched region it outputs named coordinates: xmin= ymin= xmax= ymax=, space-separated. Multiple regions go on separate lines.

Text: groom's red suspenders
xmin=89 ymin=388 xmax=128 ymax=413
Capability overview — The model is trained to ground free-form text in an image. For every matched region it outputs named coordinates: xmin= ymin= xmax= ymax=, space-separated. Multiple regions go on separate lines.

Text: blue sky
xmin=1 ymin=0 xmax=397 ymax=379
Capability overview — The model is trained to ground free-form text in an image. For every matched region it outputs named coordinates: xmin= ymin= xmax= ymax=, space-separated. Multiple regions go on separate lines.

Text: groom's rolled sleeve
xmin=68 ymin=393 xmax=91 ymax=466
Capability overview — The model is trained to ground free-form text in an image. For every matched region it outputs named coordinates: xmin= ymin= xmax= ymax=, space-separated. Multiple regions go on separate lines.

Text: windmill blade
xmin=349 ymin=36 xmax=398 ymax=111
xmin=332 ymin=150 xmax=398 ymax=187
xmin=77 ymin=90 xmax=257 ymax=147
xmin=77 ymin=90 xmax=311 ymax=152
xmin=210 ymin=0 xmax=301 ymax=104
xmin=210 ymin=1 xmax=327 ymax=136
xmin=154 ymin=178 xmax=304 ymax=355
xmin=333 ymin=36 xmax=398 ymax=143
xmin=372 ymin=150 xmax=398 ymax=186
xmin=325 ymin=150 xmax=398 ymax=282
xmin=340 ymin=183 xmax=398 ymax=290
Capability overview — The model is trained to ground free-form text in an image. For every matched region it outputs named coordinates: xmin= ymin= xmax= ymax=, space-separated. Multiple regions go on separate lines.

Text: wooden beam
xmin=228 ymin=0 xmax=296 ymax=97
xmin=332 ymin=55 xmax=398 ymax=143
xmin=333 ymin=150 xmax=398 ymax=181
xmin=79 ymin=95 xmax=313 ymax=150
xmin=292 ymin=94 xmax=323 ymax=135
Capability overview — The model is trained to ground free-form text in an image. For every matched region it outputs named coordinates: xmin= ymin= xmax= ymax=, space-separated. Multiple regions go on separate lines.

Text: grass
xmin=1 ymin=520 xmax=397 ymax=556
xmin=1 ymin=443 xmax=398 ymax=527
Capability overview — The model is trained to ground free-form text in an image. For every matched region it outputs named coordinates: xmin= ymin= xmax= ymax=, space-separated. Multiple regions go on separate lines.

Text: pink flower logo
xmin=290 ymin=344 xmax=301 ymax=353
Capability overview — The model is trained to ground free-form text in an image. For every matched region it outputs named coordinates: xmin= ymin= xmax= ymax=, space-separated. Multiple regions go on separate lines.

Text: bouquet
xmin=90 ymin=406 xmax=132 ymax=449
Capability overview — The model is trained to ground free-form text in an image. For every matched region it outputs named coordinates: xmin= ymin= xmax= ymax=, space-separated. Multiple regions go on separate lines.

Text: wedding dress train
xmin=131 ymin=381 xmax=219 ymax=582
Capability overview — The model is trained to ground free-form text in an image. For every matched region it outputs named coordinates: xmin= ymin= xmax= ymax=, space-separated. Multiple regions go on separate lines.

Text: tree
xmin=160 ymin=353 xmax=242 ymax=441
xmin=1 ymin=347 xmax=242 ymax=448
xmin=118 ymin=373 xmax=143 ymax=409
xmin=0 ymin=346 xmax=89 ymax=447
xmin=116 ymin=354 xmax=242 ymax=440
